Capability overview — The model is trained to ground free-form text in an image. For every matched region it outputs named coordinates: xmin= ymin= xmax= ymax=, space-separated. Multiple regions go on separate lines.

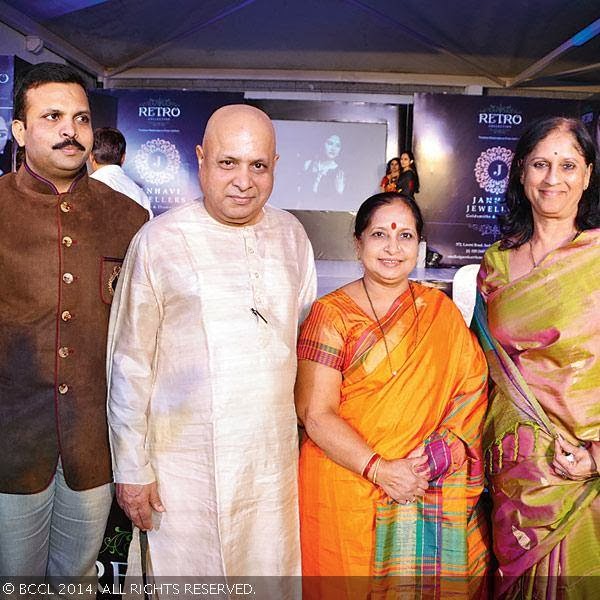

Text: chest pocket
xmin=100 ymin=256 xmax=124 ymax=305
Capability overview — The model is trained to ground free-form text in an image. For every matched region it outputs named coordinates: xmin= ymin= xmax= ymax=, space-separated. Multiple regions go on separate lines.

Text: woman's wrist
xmin=361 ymin=452 xmax=380 ymax=479
xmin=361 ymin=452 xmax=383 ymax=483
xmin=424 ymin=436 xmax=452 ymax=480
xmin=371 ymin=456 xmax=383 ymax=484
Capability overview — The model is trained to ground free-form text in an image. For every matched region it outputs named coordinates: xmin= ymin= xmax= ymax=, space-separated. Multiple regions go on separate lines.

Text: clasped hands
xmin=552 ymin=435 xmax=598 ymax=481
xmin=373 ymin=447 xmax=430 ymax=505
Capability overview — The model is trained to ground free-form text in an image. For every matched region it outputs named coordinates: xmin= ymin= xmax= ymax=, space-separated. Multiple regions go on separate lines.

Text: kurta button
xmin=62 ymin=272 xmax=74 ymax=284
xmin=61 ymin=310 xmax=72 ymax=322
xmin=58 ymin=346 xmax=70 ymax=358
xmin=60 ymin=201 xmax=71 ymax=213
xmin=62 ymin=236 xmax=73 ymax=247
xmin=58 ymin=383 xmax=69 ymax=394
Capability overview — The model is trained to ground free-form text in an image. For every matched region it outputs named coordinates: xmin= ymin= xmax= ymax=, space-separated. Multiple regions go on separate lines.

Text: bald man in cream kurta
xmin=106 ymin=105 xmax=316 ymax=585
xmin=107 ymin=200 xmax=315 ymax=579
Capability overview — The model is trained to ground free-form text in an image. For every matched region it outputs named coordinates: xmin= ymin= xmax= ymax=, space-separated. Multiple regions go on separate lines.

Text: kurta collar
xmin=16 ymin=162 xmax=88 ymax=196
xmin=93 ymin=164 xmax=123 ymax=176
xmin=199 ymin=199 xmax=267 ymax=231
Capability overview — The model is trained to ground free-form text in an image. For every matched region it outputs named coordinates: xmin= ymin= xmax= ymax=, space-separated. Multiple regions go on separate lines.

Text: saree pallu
xmin=474 ymin=230 xmax=600 ymax=599
xmin=298 ymin=284 xmax=489 ymax=599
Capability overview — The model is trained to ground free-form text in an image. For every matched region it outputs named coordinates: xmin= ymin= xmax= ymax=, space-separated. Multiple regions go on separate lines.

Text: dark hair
xmin=354 ymin=192 xmax=424 ymax=240
xmin=400 ymin=150 xmax=420 ymax=194
xmin=501 ymin=116 xmax=600 ymax=249
xmin=92 ymin=127 xmax=126 ymax=165
xmin=13 ymin=62 xmax=88 ymax=123
xmin=385 ymin=157 xmax=400 ymax=174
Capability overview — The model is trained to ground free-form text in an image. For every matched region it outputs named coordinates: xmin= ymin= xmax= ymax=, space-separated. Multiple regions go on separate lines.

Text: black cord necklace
xmin=361 ymin=278 xmax=396 ymax=376
xmin=361 ymin=278 xmax=419 ymax=379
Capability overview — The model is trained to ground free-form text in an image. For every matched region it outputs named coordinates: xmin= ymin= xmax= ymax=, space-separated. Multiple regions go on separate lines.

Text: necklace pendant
xmin=391 ymin=370 xmax=397 ymax=377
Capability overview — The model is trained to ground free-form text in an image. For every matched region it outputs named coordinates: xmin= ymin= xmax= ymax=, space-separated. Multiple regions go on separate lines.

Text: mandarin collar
xmin=16 ymin=162 xmax=88 ymax=196
xmin=199 ymin=199 xmax=266 ymax=231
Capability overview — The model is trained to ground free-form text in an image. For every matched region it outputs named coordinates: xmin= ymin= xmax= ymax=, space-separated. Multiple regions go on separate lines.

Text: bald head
xmin=202 ymin=104 xmax=276 ymax=153
xmin=196 ymin=104 xmax=279 ymax=227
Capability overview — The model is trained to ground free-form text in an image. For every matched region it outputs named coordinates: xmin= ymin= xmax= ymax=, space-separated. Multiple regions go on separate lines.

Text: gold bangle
xmin=371 ymin=456 xmax=383 ymax=485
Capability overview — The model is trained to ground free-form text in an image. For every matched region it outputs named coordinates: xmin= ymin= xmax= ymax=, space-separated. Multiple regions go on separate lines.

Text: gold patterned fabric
xmin=475 ymin=229 xmax=600 ymax=598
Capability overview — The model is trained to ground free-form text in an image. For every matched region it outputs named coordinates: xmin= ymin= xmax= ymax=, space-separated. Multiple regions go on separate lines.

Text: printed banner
xmin=0 ymin=55 xmax=14 ymax=176
xmin=97 ymin=499 xmax=130 ymax=598
xmin=413 ymin=94 xmax=581 ymax=266
xmin=92 ymin=90 xmax=243 ymax=215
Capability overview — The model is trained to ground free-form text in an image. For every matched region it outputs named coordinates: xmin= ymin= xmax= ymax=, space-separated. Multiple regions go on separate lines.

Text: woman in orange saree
xmin=296 ymin=193 xmax=489 ymax=599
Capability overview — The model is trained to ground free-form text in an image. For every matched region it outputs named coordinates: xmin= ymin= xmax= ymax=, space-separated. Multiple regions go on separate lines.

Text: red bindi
xmin=391 ymin=222 xmax=397 ymax=230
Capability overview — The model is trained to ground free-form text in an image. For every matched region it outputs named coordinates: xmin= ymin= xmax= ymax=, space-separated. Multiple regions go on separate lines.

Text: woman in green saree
xmin=474 ymin=117 xmax=600 ymax=599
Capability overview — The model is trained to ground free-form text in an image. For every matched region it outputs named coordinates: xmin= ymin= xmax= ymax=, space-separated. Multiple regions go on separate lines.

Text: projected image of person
xmin=473 ymin=116 xmax=600 ymax=598
xmin=379 ymin=156 xmax=401 ymax=192
xmin=397 ymin=150 xmax=420 ymax=196
xmin=302 ymin=133 xmax=345 ymax=200
xmin=296 ymin=192 xmax=490 ymax=598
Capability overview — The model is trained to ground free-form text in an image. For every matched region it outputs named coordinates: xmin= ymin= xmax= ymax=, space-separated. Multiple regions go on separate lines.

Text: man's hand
xmin=116 ymin=481 xmax=165 ymax=531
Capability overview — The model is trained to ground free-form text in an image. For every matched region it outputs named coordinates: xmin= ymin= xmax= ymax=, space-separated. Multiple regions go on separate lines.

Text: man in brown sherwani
xmin=0 ymin=63 xmax=148 ymax=584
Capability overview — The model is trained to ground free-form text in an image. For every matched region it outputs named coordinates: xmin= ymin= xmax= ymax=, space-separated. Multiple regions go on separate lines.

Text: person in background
xmin=379 ymin=156 xmax=401 ymax=192
xmin=296 ymin=191 xmax=489 ymax=599
xmin=90 ymin=126 xmax=153 ymax=218
xmin=0 ymin=62 xmax=147 ymax=591
xmin=107 ymin=104 xmax=316 ymax=595
xmin=473 ymin=116 xmax=600 ymax=598
xmin=397 ymin=150 xmax=420 ymax=196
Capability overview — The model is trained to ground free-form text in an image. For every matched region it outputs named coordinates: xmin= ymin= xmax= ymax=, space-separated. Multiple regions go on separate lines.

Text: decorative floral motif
xmin=101 ymin=527 xmax=132 ymax=558
xmin=474 ymin=146 xmax=514 ymax=194
xmin=135 ymin=138 xmax=181 ymax=185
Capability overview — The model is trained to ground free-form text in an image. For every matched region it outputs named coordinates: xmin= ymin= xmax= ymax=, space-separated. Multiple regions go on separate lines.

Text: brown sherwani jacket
xmin=0 ymin=163 xmax=148 ymax=493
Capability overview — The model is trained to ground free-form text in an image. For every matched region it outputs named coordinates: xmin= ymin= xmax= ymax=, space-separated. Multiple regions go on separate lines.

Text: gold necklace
xmin=528 ymin=240 xmax=538 ymax=268
xmin=361 ymin=278 xmax=398 ymax=377
xmin=529 ymin=231 xmax=580 ymax=269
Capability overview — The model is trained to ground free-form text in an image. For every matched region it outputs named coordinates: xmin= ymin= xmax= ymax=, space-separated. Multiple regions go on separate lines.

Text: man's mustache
xmin=52 ymin=138 xmax=86 ymax=151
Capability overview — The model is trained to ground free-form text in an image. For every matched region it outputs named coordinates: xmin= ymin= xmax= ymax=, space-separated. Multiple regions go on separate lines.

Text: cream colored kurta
xmin=107 ymin=200 xmax=316 ymax=580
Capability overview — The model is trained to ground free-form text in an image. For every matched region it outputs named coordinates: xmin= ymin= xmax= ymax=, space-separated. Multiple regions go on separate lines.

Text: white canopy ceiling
xmin=2 ymin=0 xmax=600 ymax=96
